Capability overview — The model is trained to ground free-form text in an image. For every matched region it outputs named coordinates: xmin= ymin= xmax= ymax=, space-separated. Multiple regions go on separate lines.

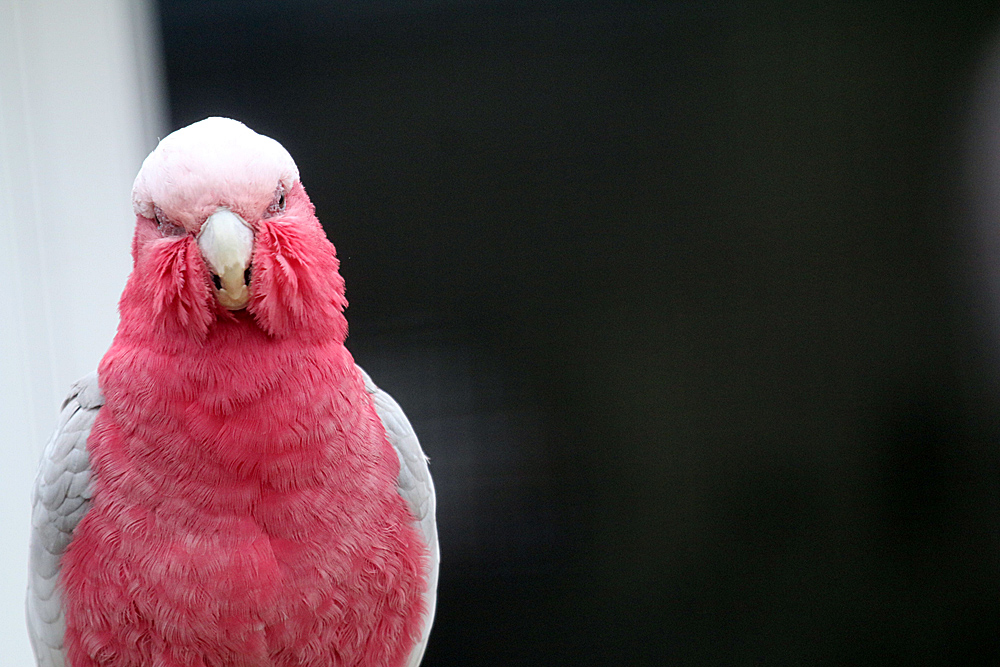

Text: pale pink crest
xmin=132 ymin=117 xmax=299 ymax=233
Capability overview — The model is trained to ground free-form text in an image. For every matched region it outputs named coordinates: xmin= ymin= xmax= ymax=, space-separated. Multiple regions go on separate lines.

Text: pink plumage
xmin=27 ymin=118 xmax=437 ymax=667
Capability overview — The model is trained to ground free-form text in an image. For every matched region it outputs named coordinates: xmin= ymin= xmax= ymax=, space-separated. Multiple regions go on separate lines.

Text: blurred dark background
xmin=159 ymin=1 xmax=1000 ymax=664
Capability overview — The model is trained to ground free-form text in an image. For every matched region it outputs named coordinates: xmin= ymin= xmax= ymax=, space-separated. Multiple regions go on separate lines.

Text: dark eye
xmin=267 ymin=191 xmax=286 ymax=217
xmin=154 ymin=205 xmax=185 ymax=236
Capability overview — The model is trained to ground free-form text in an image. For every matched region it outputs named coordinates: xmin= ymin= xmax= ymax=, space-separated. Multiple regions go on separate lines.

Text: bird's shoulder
xmin=27 ymin=371 xmax=103 ymax=667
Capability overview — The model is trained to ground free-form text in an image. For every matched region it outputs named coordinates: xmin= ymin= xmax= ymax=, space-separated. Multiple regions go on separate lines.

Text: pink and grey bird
xmin=26 ymin=117 xmax=439 ymax=667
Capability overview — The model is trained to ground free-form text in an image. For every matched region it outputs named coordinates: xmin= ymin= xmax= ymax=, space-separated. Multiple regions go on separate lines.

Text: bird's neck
xmin=97 ymin=313 xmax=366 ymax=498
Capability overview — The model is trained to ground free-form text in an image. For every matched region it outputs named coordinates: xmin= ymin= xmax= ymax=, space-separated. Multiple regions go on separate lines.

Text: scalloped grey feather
xmin=359 ymin=367 xmax=440 ymax=667
xmin=27 ymin=372 xmax=103 ymax=667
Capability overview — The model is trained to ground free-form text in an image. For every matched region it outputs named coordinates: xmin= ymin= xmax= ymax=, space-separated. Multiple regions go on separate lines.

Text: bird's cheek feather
xmin=127 ymin=236 xmax=214 ymax=340
xmin=248 ymin=217 xmax=348 ymax=340
xmin=130 ymin=216 xmax=161 ymax=267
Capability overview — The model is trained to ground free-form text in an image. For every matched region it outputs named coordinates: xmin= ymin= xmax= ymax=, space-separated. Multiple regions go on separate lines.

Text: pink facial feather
xmin=59 ymin=124 xmax=427 ymax=667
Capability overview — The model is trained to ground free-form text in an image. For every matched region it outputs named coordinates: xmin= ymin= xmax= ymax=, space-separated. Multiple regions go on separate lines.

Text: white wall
xmin=0 ymin=0 xmax=166 ymax=662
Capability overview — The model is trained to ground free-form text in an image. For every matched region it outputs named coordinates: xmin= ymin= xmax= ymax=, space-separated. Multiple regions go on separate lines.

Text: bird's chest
xmin=62 ymin=392 xmax=427 ymax=667
xmin=125 ymin=482 xmax=402 ymax=628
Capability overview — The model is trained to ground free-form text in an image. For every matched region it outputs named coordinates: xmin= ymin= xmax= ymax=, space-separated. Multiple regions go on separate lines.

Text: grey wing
xmin=358 ymin=366 xmax=439 ymax=667
xmin=26 ymin=372 xmax=104 ymax=667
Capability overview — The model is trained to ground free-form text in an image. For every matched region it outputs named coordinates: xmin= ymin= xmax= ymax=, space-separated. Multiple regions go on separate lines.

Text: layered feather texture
xmin=57 ymin=161 xmax=429 ymax=666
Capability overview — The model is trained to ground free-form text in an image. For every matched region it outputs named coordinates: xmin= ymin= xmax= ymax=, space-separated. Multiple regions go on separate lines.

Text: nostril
xmin=211 ymin=274 xmax=222 ymax=290
xmin=244 ymin=265 xmax=252 ymax=286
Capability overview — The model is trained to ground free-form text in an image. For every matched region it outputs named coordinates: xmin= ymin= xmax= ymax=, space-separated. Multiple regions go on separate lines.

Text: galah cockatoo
xmin=26 ymin=117 xmax=438 ymax=667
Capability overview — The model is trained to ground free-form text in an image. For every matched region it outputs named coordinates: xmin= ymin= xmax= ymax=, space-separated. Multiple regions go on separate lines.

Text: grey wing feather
xmin=358 ymin=366 xmax=439 ymax=667
xmin=26 ymin=372 xmax=103 ymax=667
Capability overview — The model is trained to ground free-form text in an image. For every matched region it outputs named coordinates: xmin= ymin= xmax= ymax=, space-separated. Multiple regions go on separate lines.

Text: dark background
xmin=159 ymin=2 xmax=1000 ymax=664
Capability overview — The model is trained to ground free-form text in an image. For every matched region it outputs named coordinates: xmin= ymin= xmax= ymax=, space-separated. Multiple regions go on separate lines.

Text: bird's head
xmin=124 ymin=117 xmax=347 ymax=342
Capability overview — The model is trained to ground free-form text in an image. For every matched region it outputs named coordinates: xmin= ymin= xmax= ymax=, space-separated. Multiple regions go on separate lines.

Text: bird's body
xmin=27 ymin=118 xmax=438 ymax=667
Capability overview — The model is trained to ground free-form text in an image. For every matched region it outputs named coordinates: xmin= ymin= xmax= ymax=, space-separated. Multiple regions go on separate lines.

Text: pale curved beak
xmin=198 ymin=208 xmax=253 ymax=310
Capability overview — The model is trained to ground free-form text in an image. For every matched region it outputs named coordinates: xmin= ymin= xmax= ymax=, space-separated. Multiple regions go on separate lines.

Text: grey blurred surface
xmin=161 ymin=1 xmax=1000 ymax=664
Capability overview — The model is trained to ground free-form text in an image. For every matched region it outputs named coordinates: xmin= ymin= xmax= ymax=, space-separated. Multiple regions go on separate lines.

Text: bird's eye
xmin=266 ymin=190 xmax=287 ymax=217
xmin=154 ymin=205 xmax=185 ymax=237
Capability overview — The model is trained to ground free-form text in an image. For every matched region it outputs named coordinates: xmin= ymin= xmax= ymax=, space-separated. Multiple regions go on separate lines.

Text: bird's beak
xmin=198 ymin=208 xmax=253 ymax=310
